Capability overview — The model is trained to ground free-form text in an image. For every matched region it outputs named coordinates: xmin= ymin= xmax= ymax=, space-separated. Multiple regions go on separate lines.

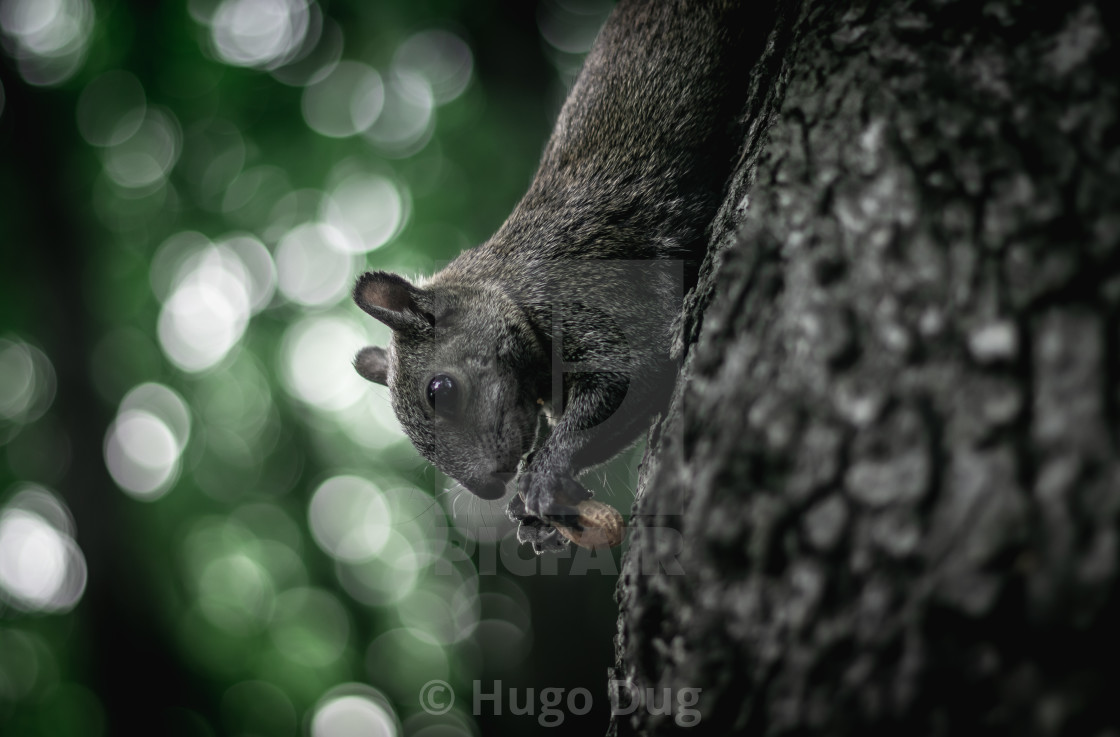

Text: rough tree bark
xmin=611 ymin=1 xmax=1120 ymax=735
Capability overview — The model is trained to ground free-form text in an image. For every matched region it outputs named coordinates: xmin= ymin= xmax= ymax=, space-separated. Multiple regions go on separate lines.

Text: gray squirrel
xmin=353 ymin=0 xmax=754 ymax=552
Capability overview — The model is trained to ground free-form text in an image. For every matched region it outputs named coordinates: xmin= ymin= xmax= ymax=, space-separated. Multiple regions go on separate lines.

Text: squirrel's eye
xmin=426 ymin=374 xmax=460 ymax=418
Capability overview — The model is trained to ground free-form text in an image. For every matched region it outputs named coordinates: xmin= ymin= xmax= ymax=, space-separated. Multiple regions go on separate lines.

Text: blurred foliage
xmin=0 ymin=1 xmax=632 ymax=735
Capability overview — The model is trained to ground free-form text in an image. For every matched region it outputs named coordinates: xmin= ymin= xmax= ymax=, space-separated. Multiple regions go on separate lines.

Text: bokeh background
xmin=0 ymin=1 xmax=638 ymax=735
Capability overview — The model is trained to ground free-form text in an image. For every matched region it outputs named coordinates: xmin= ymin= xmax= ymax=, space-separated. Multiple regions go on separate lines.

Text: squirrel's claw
xmin=523 ymin=525 xmax=570 ymax=554
xmin=508 ymin=471 xmax=593 ymax=553
xmin=507 ymin=494 xmax=570 ymax=553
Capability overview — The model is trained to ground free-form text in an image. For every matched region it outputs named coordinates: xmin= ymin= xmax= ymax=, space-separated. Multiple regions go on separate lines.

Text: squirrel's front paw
xmin=518 ymin=520 xmax=570 ymax=554
xmin=506 ymin=492 xmax=569 ymax=554
xmin=517 ymin=471 xmax=591 ymax=528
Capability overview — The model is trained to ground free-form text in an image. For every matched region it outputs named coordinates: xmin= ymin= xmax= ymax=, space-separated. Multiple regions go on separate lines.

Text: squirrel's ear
xmin=354 ymin=346 xmax=390 ymax=385
xmin=353 ymin=271 xmax=431 ymax=333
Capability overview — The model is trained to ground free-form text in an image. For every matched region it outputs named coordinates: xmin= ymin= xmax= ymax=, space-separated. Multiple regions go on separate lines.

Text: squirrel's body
xmin=354 ymin=0 xmax=753 ymax=551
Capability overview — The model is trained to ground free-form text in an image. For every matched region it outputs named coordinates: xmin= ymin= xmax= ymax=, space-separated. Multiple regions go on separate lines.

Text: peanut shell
xmin=555 ymin=499 xmax=626 ymax=548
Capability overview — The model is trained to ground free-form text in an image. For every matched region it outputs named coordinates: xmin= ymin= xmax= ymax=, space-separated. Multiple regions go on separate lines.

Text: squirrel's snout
xmin=473 ymin=475 xmax=510 ymax=500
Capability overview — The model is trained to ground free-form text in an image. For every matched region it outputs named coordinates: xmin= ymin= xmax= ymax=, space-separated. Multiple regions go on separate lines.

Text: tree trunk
xmin=610 ymin=1 xmax=1120 ymax=735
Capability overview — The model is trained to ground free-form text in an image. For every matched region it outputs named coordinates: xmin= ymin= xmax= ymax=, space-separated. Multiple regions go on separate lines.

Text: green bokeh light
xmin=1 ymin=0 xmax=622 ymax=734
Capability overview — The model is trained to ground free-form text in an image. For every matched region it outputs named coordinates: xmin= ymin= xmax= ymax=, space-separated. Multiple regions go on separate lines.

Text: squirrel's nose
xmin=473 ymin=475 xmax=510 ymax=500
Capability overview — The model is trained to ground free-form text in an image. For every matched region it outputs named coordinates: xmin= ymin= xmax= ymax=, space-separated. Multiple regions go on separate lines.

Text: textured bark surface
xmin=611 ymin=1 xmax=1120 ymax=735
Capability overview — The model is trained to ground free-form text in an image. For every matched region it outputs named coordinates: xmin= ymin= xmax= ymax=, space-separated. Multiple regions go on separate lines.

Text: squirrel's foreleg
xmin=507 ymin=369 xmax=663 ymax=551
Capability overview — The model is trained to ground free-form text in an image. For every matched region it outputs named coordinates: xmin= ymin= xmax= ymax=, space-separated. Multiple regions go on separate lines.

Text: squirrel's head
xmin=352 ymin=271 xmax=548 ymax=500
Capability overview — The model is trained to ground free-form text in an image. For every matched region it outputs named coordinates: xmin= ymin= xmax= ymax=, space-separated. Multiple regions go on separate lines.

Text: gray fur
xmin=354 ymin=0 xmax=753 ymax=551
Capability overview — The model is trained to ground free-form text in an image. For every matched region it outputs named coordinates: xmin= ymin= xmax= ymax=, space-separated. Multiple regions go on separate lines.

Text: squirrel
xmin=353 ymin=0 xmax=754 ymax=552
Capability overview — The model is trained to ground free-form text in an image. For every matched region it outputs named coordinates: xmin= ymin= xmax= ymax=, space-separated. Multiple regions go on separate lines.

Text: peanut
xmin=555 ymin=499 xmax=626 ymax=549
